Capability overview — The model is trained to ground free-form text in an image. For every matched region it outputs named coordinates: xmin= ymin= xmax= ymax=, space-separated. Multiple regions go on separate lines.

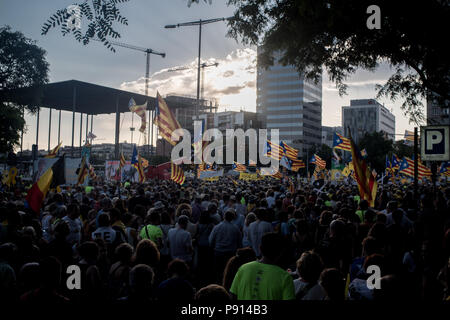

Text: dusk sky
xmin=0 ymin=0 xmax=420 ymax=151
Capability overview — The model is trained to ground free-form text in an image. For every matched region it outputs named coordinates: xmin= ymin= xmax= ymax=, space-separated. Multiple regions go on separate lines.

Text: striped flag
xmin=137 ymin=154 xmax=146 ymax=183
xmin=119 ymin=152 xmax=126 ymax=169
xmin=265 ymin=140 xmax=283 ymax=160
xmin=310 ymin=154 xmax=326 ymax=169
xmin=26 ymin=155 xmax=65 ymax=213
xmin=349 ymin=131 xmax=378 ymax=207
xmin=440 ymin=161 xmax=450 ymax=176
xmin=281 ymin=156 xmax=305 ymax=172
xmin=288 ymin=179 xmax=295 ymax=193
xmin=332 ymin=132 xmax=351 ymax=152
xmin=171 ymin=162 xmax=185 ymax=185
xmin=76 ymin=156 xmax=89 ymax=186
xmin=280 ymin=141 xmax=299 ymax=161
xmin=399 ymin=157 xmax=432 ymax=178
xmin=45 ymin=141 xmax=62 ymax=158
xmin=128 ymin=98 xmax=147 ymax=133
xmin=232 ymin=162 xmax=247 ymax=172
xmin=154 ymin=92 xmax=182 ymax=146
xmin=88 ymin=163 xmax=97 ymax=180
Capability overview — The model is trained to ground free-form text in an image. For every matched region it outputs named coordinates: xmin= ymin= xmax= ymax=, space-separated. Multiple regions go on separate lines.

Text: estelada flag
xmin=154 ymin=92 xmax=182 ymax=146
xmin=26 ymin=155 xmax=65 ymax=213
xmin=349 ymin=130 xmax=377 ymax=207
xmin=333 ymin=132 xmax=351 ymax=152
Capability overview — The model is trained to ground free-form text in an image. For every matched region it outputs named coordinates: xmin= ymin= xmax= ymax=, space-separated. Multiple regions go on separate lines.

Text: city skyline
xmin=0 ymin=0 xmax=420 ymax=152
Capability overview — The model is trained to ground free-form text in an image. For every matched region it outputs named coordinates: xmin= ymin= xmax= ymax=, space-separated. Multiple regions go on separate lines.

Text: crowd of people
xmin=0 ymin=176 xmax=449 ymax=303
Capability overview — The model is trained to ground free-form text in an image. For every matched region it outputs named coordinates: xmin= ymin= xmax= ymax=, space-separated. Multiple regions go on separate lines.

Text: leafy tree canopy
xmin=226 ymin=0 xmax=449 ymax=124
xmin=358 ymin=131 xmax=393 ymax=173
xmin=0 ymin=26 xmax=49 ymax=154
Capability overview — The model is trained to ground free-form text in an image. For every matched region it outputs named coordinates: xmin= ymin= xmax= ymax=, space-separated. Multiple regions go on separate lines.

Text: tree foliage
xmin=0 ymin=26 xmax=49 ymax=153
xmin=358 ymin=131 xmax=393 ymax=173
xmin=41 ymin=0 xmax=130 ymax=52
xmin=226 ymin=0 xmax=450 ymax=124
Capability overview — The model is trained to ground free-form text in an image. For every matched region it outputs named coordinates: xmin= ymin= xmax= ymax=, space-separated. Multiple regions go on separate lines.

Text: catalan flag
xmin=119 ymin=152 xmax=126 ymax=169
xmin=128 ymin=98 xmax=147 ymax=133
xmin=385 ymin=155 xmax=395 ymax=178
xmin=332 ymin=132 xmax=351 ymax=152
xmin=264 ymin=140 xmax=283 ymax=160
xmin=392 ymin=154 xmax=401 ymax=171
xmin=76 ymin=156 xmax=89 ymax=186
xmin=280 ymin=141 xmax=299 ymax=161
xmin=349 ymin=131 xmax=377 ymax=207
xmin=232 ymin=162 xmax=247 ymax=172
xmin=26 ymin=155 xmax=65 ymax=213
xmin=137 ymin=154 xmax=146 ymax=183
xmin=45 ymin=141 xmax=62 ymax=158
xmin=440 ymin=161 xmax=450 ymax=176
xmin=310 ymin=154 xmax=326 ymax=169
xmin=154 ymin=92 xmax=182 ymax=146
xmin=131 ymin=145 xmax=139 ymax=170
xmin=280 ymin=155 xmax=305 ymax=172
xmin=399 ymin=157 xmax=432 ymax=178
xmin=171 ymin=162 xmax=185 ymax=185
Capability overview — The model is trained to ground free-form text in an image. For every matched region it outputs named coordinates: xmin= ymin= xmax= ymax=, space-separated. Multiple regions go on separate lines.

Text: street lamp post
xmin=165 ymin=17 xmax=231 ymax=119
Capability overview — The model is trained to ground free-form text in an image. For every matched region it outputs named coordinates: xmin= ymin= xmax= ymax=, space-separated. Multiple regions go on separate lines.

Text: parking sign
xmin=420 ymin=126 xmax=450 ymax=161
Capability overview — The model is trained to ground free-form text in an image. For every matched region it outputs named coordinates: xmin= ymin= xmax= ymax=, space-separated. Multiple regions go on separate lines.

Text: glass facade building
xmin=256 ymin=52 xmax=322 ymax=156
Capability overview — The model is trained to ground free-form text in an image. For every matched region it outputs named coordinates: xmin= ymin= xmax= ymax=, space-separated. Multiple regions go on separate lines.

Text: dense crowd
xmin=0 ymin=176 xmax=449 ymax=303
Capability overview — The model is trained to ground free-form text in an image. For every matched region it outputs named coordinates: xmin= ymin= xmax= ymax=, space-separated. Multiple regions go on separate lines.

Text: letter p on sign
xmin=421 ymin=126 xmax=450 ymax=161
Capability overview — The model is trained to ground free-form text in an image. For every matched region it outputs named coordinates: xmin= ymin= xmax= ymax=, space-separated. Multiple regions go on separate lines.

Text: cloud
xmin=120 ymin=48 xmax=257 ymax=110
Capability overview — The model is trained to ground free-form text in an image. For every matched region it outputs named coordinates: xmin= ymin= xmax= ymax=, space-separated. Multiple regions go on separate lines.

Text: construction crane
xmin=168 ymin=62 xmax=218 ymax=100
xmin=93 ymin=39 xmax=166 ymax=154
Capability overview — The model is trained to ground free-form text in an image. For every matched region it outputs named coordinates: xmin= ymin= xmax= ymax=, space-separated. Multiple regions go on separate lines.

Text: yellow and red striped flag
xmin=332 ymin=132 xmax=352 ymax=152
xmin=76 ymin=156 xmax=89 ymax=186
xmin=137 ymin=154 xmax=146 ymax=183
xmin=45 ymin=141 xmax=62 ymax=158
xmin=232 ymin=162 xmax=247 ymax=172
xmin=119 ymin=152 xmax=126 ymax=169
xmin=129 ymin=98 xmax=147 ymax=133
xmin=280 ymin=141 xmax=299 ymax=161
xmin=171 ymin=162 xmax=185 ymax=185
xmin=310 ymin=154 xmax=326 ymax=169
xmin=349 ymin=131 xmax=377 ymax=207
xmin=399 ymin=157 xmax=431 ymax=178
xmin=154 ymin=92 xmax=182 ymax=146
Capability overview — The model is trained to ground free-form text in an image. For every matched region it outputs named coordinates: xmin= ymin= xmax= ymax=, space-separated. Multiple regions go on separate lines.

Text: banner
xmin=239 ymin=172 xmax=263 ymax=181
xmin=146 ymin=162 xmax=171 ymax=180
xmin=330 ymin=169 xmax=344 ymax=181
xmin=199 ymin=169 xmax=224 ymax=180
xmin=33 ymin=157 xmax=82 ymax=185
xmin=105 ymin=160 xmax=139 ymax=182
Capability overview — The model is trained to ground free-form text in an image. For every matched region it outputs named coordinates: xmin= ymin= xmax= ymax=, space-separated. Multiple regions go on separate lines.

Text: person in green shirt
xmin=230 ymin=232 xmax=295 ymax=300
xmin=139 ymin=209 xmax=163 ymax=248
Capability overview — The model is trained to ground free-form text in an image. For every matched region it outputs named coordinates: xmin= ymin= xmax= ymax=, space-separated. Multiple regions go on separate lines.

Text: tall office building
xmin=342 ymin=99 xmax=395 ymax=144
xmin=257 ymin=52 xmax=322 ymax=156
